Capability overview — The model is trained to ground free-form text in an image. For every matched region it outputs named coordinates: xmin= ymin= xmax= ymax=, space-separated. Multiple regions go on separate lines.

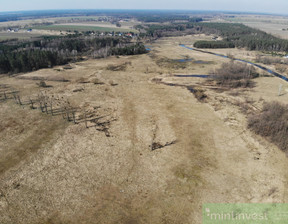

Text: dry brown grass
xmin=0 ymin=103 xmax=67 ymax=175
xmin=2 ymin=34 xmax=288 ymax=224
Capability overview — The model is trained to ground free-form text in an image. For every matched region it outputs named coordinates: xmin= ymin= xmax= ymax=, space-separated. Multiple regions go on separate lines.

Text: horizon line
xmin=0 ymin=9 xmax=286 ymax=16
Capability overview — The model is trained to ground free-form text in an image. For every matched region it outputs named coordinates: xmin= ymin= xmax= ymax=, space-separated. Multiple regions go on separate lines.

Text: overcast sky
xmin=0 ymin=0 xmax=287 ymax=15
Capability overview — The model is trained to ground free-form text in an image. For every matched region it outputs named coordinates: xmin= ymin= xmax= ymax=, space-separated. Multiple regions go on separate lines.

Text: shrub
xmin=212 ymin=61 xmax=258 ymax=88
xmin=109 ymin=80 xmax=118 ymax=86
xmin=76 ymin=77 xmax=89 ymax=83
xmin=107 ymin=63 xmax=127 ymax=71
xmin=91 ymin=78 xmax=104 ymax=85
xmin=38 ymin=80 xmax=47 ymax=88
xmin=248 ymin=101 xmax=288 ymax=152
xmin=255 ymin=55 xmax=282 ymax=65
xmin=187 ymin=86 xmax=207 ymax=102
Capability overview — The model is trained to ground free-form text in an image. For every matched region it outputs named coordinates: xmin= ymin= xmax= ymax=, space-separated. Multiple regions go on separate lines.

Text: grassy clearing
xmin=33 ymin=24 xmax=138 ymax=33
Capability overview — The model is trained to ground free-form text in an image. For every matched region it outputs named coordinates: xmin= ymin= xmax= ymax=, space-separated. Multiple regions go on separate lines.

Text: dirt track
xmin=1 ymin=36 xmax=288 ymax=223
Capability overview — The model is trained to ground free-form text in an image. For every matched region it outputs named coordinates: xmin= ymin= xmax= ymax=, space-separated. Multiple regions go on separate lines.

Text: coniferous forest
xmin=0 ymin=35 xmax=147 ymax=74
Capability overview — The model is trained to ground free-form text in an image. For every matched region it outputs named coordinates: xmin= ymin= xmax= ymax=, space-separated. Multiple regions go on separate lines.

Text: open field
xmin=57 ymin=21 xmax=139 ymax=29
xmin=1 ymin=34 xmax=288 ymax=223
xmin=0 ymin=31 xmax=61 ymax=41
xmin=0 ymin=32 xmax=41 ymax=40
xmin=32 ymin=24 xmax=139 ymax=33
xmin=0 ymin=16 xmax=139 ymax=40
xmin=218 ymin=14 xmax=288 ymax=39
xmin=241 ymin=21 xmax=288 ymax=39
xmin=0 ymin=16 xmax=102 ymax=29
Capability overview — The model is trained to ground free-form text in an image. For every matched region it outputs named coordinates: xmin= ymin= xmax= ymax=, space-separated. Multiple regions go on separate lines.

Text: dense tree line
xmin=188 ymin=17 xmax=203 ymax=23
xmin=0 ymin=35 xmax=147 ymax=74
xmin=110 ymin=43 xmax=147 ymax=55
xmin=145 ymin=23 xmax=195 ymax=37
xmin=137 ymin=15 xmax=202 ymax=23
xmin=0 ymin=49 xmax=68 ymax=74
xmin=194 ymin=40 xmax=235 ymax=48
xmin=193 ymin=23 xmax=288 ymax=52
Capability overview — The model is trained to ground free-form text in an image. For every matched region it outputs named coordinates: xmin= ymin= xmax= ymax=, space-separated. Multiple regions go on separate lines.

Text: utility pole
xmin=278 ymin=84 xmax=283 ymax=96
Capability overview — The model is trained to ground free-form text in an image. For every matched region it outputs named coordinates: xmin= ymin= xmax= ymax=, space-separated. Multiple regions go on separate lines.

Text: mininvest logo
xmin=203 ymin=203 xmax=288 ymax=224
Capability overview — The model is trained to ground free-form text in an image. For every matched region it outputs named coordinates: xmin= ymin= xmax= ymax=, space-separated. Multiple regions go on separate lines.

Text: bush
xmin=38 ymin=80 xmax=47 ymax=88
xmin=212 ymin=61 xmax=258 ymax=88
xmin=91 ymin=78 xmax=104 ymax=85
xmin=193 ymin=88 xmax=207 ymax=102
xmin=275 ymin=64 xmax=287 ymax=73
xmin=187 ymin=86 xmax=207 ymax=102
xmin=255 ymin=55 xmax=282 ymax=65
xmin=76 ymin=77 xmax=89 ymax=83
xmin=106 ymin=62 xmax=130 ymax=71
xmin=248 ymin=101 xmax=288 ymax=152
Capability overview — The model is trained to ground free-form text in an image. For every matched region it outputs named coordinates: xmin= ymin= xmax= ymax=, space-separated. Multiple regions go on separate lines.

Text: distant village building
xmin=7 ymin=28 xmax=19 ymax=32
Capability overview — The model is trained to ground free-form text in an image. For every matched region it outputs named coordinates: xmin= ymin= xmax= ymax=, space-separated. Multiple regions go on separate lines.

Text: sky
xmin=0 ymin=0 xmax=288 ymax=15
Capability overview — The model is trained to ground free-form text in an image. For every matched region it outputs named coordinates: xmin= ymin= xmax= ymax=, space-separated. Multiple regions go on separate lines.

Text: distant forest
xmin=0 ymin=9 xmax=220 ymax=22
xmin=137 ymin=15 xmax=202 ymax=23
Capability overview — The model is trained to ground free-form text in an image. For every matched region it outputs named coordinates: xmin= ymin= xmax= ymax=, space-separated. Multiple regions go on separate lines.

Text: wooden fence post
xmin=44 ymin=103 xmax=48 ymax=114
xmin=17 ymin=95 xmax=22 ymax=105
xmin=72 ymin=111 xmax=76 ymax=124
xmin=13 ymin=93 xmax=18 ymax=104
xmin=62 ymin=108 xmax=66 ymax=119
xmin=50 ymin=102 xmax=53 ymax=116
xmin=39 ymin=101 xmax=43 ymax=112
xmin=84 ymin=111 xmax=88 ymax=128
xmin=67 ymin=111 xmax=70 ymax=121
xmin=29 ymin=98 xmax=34 ymax=109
